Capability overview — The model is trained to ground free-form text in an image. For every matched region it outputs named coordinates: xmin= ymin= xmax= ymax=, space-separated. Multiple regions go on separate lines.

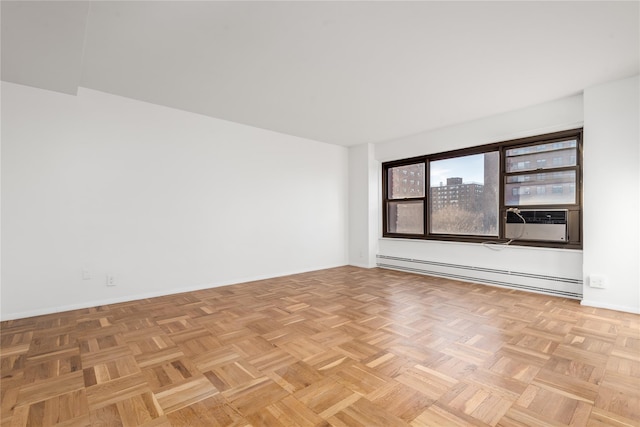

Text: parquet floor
xmin=1 ymin=266 xmax=639 ymax=426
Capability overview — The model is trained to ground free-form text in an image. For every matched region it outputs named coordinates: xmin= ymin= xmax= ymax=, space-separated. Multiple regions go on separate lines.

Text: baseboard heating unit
xmin=376 ymin=255 xmax=583 ymax=299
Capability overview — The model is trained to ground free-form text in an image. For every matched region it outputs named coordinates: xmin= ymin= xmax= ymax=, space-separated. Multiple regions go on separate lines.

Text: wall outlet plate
xmin=106 ymin=275 xmax=116 ymax=286
xmin=589 ymin=275 xmax=606 ymax=289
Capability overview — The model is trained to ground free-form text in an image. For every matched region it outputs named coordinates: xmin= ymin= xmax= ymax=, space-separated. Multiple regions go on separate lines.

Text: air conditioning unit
xmin=505 ymin=209 xmax=568 ymax=242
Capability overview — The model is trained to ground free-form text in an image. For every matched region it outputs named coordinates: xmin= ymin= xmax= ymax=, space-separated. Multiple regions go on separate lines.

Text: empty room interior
xmin=1 ymin=1 xmax=639 ymax=426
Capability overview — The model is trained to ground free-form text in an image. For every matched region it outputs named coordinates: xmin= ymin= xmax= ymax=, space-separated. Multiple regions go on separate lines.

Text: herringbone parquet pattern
xmin=1 ymin=266 xmax=639 ymax=426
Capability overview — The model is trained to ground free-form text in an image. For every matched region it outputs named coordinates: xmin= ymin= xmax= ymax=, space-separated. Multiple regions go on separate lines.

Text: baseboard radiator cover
xmin=376 ymin=255 xmax=583 ymax=299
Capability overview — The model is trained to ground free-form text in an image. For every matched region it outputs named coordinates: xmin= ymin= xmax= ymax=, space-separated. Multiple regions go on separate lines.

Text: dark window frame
xmin=383 ymin=155 xmax=428 ymax=236
xmin=382 ymin=128 xmax=583 ymax=249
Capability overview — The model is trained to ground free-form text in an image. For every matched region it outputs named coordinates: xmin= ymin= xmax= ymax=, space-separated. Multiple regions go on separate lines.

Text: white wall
xmin=375 ymin=95 xmax=584 ymax=162
xmin=348 ymin=143 xmax=379 ymax=267
xmin=582 ymin=75 xmax=640 ymax=313
xmin=1 ymin=82 xmax=349 ymax=320
xmin=370 ymin=96 xmax=585 ymax=298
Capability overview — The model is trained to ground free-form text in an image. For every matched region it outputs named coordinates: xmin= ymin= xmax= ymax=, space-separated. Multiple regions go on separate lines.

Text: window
xmin=385 ymin=163 xmax=425 ymax=234
xmin=429 ymin=153 xmax=499 ymax=236
xmin=382 ymin=129 xmax=582 ymax=248
xmin=505 ymin=139 xmax=578 ymax=206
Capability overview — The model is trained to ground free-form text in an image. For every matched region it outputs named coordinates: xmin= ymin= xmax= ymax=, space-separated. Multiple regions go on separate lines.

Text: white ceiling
xmin=2 ymin=1 xmax=638 ymax=146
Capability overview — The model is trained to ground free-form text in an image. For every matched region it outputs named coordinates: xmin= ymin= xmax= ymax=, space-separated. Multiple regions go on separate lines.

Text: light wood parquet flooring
xmin=1 ymin=266 xmax=639 ymax=426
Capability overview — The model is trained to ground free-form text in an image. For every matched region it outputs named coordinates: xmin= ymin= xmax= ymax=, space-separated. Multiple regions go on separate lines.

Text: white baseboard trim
xmin=347 ymin=262 xmax=377 ymax=269
xmin=580 ymin=299 xmax=640 ymax=315
xmin=0 ymin=263 xmax=347 ymax=321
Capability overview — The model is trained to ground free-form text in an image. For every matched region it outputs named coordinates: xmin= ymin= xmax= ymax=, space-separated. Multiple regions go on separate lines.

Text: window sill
xmin=378 ymin=236 xmax=583 ymax=252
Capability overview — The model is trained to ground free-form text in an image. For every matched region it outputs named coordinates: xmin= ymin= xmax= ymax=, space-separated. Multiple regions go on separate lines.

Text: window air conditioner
xmin=505 ymin=209 xmax=568 ymax=242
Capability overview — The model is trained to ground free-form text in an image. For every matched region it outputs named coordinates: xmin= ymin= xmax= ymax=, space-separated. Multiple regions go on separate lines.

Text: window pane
xmin=506 ymin=140 xmax=577 ymax=172
xmin=429 ymin=152 xmax=499 ymax=236
xmin=388 ymin=163 xmax=425 ymax=199
xmin=387 ymin=200 xmax=424 ymax=234
xmin=505 ymin=171 xmax=576 ymax=205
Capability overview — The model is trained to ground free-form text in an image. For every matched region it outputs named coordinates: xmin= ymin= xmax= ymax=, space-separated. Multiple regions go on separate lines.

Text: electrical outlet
xmin=589 ymin=275 xmax=606 ymax=289
xmin=106 ymin=274 xmax=116 ymax=287
xmin=81 ymin=269 xmax=91 ymax=280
